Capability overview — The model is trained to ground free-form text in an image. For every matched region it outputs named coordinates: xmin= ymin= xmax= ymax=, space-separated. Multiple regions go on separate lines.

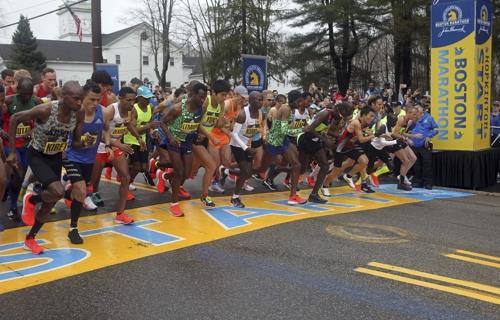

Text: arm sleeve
xmin=231 ymin=122 xmax=248 ymax=150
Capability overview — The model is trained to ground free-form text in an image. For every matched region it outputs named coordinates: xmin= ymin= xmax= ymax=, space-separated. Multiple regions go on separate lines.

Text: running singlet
xmin=267 ymin=109 xmax=290 ymax=147
xmin=97 ymin=103 xmax=130 ymax=153
xmin=2 ymin=96 xmax=37 ymax=148
xmin=336 ymin=123 xmax=356 ymax=153
xmin=200 ymin=95 xmax=221 ymax=134
xmin=230 ymin=106 xmax=261 ymax=148
xmin=66 ymin=105 xmax=104 ymax=163
xmin=123 ymin=103 xmax=152 ymax=146
xmin=30 ymin=101 xmax=77 ymax=155
xmin=287 ymin=109 xmax=309 ymax=138
xmin=169 ymin=99 xmax=203 ymax=142
xmin=210 ymin=98 xmax=239 ymax=145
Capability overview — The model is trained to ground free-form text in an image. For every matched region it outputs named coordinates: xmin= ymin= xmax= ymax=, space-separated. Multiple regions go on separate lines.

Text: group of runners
xmin=0 ymin=67 xmax=423 ymax=255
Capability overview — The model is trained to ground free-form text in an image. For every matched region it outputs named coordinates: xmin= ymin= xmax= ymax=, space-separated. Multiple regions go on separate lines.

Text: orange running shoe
xmin=178 ymin=186 xmax=191 ymax=199
xmin=170 ymin=203 xmax=184 ymax=217
xmin=22 ymin=193 xmax=36 ymax=226
xmin=307 ymin=176 xmax=316 ymax=187
xmin=23 ymin=238 xmax=44 ymax=254
xmin=156 ymin=170 xmax=166 ymax=193
xmin=369 ymin=174 xmax=380 ymax=188
xmin=127 ymin=191 xmax=135 ymax=201
xmin=115 ymin=212 xmax=134 ymax=224
xmin=287 ymin=195 xmax=307 ymax=205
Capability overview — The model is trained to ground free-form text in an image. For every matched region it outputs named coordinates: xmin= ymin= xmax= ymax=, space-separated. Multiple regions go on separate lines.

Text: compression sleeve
xmin=231 ymin=122 xmax=248 ymax=150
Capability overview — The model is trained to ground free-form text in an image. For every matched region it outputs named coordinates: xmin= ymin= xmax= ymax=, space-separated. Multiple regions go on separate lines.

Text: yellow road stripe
xmin=368 ymin=262 xmax=500 ymax=295
xmin=454 ymin=250 xmax=500 ymax=262
xmin=100 ymin=175 xmax=157 ymax=192
xmin=355 ymin=267 xmax=500 ymax=305
xmin=445 ymin=254 xmax=500 ymax=269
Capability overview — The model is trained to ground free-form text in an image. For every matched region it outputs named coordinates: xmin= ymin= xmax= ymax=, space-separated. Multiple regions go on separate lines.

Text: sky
xmin=0 ymin=0 xmax=139 ymax=43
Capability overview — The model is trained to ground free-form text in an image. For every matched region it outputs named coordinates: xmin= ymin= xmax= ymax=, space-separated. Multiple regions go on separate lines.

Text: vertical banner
xmin=95 ymin=63 xmax=120 ymax=95
xmin=431 ymin=0 xmax=493 ymax=151
xmin=242 ymin=54 xmax=267 ymax=92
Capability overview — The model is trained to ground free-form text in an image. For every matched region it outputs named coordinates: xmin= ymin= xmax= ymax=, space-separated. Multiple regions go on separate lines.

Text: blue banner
xmin=431 ymin=0 xmax=475 ymax=48
xmin=95 ymin=63 xmax=120 ymax=95
xmin=242 ymin=55 xmax=267 ymax=92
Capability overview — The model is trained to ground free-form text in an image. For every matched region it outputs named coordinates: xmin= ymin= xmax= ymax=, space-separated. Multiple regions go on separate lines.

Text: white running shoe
xmin=129 ymin=184 xmax=137 ymax=191
xmin=243 ymin=182 xmax=254 ymax=192
xmin=83 ymin=196 xmax=98 ymax=210
xmin=320 ymin=187 xmax=332 ymax=197
xmin=209 ymin=182 xmax=225 ymax=194
xmin=342 ymin=174 xmax=356 ymax=189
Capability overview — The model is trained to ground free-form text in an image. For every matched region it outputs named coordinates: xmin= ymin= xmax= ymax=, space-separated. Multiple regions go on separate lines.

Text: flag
xmin=65 ymin=3 xmax=83 ymax=42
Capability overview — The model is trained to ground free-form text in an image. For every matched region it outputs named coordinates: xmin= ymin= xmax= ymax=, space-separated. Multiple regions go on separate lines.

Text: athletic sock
xmin=70 ymin=200 xmax=83 ymax=228
xmin=26 ymin=219 xmax=43 ymax=239
xmin=375 ymin=165 xmax=390 ymax=177
xmin=29 ymin=194 xmax=42 ymax=205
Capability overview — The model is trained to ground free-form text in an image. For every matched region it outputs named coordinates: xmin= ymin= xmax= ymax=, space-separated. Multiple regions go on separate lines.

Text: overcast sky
xmin=0 ymin=0 xmax=139 ymax=43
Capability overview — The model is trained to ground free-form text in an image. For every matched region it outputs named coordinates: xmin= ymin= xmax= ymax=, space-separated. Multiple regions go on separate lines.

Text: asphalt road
xmin=0 ymin=173 xmax=499 ymax=320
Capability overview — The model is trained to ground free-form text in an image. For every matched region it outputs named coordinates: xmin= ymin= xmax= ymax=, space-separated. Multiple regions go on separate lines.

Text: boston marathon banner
xmin=431 ymin=0 xmax=493 ymax=151
xmin=242 ymin=54 xmax=267 ymax=92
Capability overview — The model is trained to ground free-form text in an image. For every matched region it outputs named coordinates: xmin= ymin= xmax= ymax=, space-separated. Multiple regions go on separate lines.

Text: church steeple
xmin=57 ymin=1 xmax=92 ymax=42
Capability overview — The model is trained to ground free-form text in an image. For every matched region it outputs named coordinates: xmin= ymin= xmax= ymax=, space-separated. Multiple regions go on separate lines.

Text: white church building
xmin=0 ymin=2 xmax=202 ymax=88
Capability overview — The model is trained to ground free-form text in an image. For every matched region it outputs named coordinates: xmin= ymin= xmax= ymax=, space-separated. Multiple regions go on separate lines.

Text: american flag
xmin=65 ymin=4 xmax=83 ymax=42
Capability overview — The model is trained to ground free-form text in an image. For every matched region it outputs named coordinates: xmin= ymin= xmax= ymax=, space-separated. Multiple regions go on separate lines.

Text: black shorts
xmin=193 ymin=135 xmax=209 ymax=148
xmin=333 ymin=146 xmax=364 ymax=168
xmin=231 ymin=145 xmax=252 ymax=163
xmin=366 ymin=145 xmax=391 ymax=167
xmin=251 ymin=138 xmax=263 ymax=149
xmin=287 ymin=135 xmax=298 ymax=146
xmin=298 ymin=132 xmax=323 ymax=155
xmin=129 ymin=145 xmax=149 ymax=164
xmin=63 ymin=160 xmax=94 ymax=184
xmin=383 ymin=140 xmax=408 ymax=153
xmin=27 ymin=147 xmax=63 ymax=188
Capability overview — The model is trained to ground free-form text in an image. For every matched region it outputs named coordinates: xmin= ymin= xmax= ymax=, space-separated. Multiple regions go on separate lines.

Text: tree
xmin=8 ymin=15 xmax=46 ymax=77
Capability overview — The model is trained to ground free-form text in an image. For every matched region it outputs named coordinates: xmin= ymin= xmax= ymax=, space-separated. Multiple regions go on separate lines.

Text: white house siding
xmin=47 ymin=61 xmax=93 ymax=86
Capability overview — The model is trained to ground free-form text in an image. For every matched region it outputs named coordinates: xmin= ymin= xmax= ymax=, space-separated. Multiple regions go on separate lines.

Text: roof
xmin=103 ymin=24 xmax=142 ymax=46
xmin=183 ymin=55 xmax=202 ymax=75
xmin=0 ymin=39 xmax=92 ymax=62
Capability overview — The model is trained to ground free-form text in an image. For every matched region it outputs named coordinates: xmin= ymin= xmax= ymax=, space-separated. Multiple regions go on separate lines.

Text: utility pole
xmin=241 ymin=0 xmax=247 ymax=54
xmin=91 ymin=0 xmax=103 ymax=70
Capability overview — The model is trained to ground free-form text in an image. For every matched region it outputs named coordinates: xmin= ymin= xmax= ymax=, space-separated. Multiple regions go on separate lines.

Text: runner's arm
xmin=231 ymin=109 xmax=248 ymax=150
xmin=71 ymin=110 xmax=87 ymax=149
xmin=353 ymin=121 xmax=374 ymax=143
xmin=7 ymin=104 xmax=50 ymax=154
xmin=160 ymin=103 xmax=182 ymax=144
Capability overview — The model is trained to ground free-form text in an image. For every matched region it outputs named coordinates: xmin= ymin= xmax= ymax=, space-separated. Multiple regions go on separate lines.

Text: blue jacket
xmin=491 ymin=113 xmax=500 ymax=135
xmin=411 ymin=112 xmax=438 ymax=148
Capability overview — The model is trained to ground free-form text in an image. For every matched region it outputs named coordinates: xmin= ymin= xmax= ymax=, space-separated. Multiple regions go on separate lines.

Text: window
xmin=170 ymin=57 xmax=174 ymax=66
xmin=115 ymin=55 xmax=121 ymax=65
xmin=58 ymin=80 xmax=63 ymax=87
xmin=143 ymin=56 xmax=149 ymax=65
xmin=165 ymin=82 xmax=171 ymax=88
xmin=103 ymin=58 xmax=108 ymax=63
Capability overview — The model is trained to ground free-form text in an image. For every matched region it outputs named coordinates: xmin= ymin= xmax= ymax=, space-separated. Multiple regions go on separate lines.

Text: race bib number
xmin=244 ymin=125 xmax=260 ymax=138
xmin=81 ymin=134 xmax=98 ymax=146
xmin=16 ymin=124 xmax=31 ymax=138
xmin=112 ymin=126 xmax=128 ymax=138
xmin=43 ymin=141 xmax=67 ymax=154
xmin=181 ymin=122 xmax=199 ymax=134
xmin=290 ymin=119 xmax=307 ymax=129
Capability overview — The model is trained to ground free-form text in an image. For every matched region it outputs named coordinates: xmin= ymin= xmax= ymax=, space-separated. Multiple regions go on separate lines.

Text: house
xmin=0 ymin=2 xmax=202 ymax=88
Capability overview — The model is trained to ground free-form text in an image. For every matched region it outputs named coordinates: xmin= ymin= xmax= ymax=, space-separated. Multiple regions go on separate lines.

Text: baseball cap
xmin=137 ymin=85 xmax=154 ymax=99
xmin=234 ymin=85 xmax=249 ymax=98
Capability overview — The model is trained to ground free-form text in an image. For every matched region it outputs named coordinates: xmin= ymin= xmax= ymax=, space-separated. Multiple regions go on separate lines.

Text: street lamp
xmin=139 ymin=31 xmax=148 ymax=81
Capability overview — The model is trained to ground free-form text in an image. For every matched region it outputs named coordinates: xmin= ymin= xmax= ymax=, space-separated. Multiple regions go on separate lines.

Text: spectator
xmin=491 ymin=101 xmax=500 ymax=147
xmin=1 ymin=69 xmax=15 ymax=95
xmin=364 ymin=82 xmax=380 ymax=99
xmin=410 ymin=105 xmax=438 ymax=189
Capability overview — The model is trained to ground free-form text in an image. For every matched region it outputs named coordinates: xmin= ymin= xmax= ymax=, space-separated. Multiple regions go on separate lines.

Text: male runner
xmin=34 ymin=68 xmax=57 ymax=101
xmin=7 ymin=81 xmax=83 ymax=254
xmin=161 ymin=82 xmax=207 ymax=217
xmin=91 ymin=70 xmax=117 ymax=107
xmin=1 ymin=69 xmax=15 ymax=96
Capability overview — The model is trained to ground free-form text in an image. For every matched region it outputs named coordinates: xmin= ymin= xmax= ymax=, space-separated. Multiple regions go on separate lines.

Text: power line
xmin=1 ymin=0 xmax=60 ymax=16
xmin=0 ymin=0 xmax=87 ymax=30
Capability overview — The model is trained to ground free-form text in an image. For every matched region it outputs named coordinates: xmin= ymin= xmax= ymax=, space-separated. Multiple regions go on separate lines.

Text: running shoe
xmin=219 ymin=167 xmax=228 ymax=186
xmin=283 ymin=178 xmax=291 ymax=190
xmin=209 ymin=182 xmax=225 ymax=194
xmin=83 ymin=196 xmax=98 ymax=211
xmin=18 ymin=186 xmax=28 ymax=202
xmin=308 ymin=193 xmax=328 ymax=204
xmin=228 ymin=174 xmax=237 ymax=183
xmin=115 ymin=212 xmax=134 ymax=224
xmin=307 ymin=176 xmax=316 ymax=187
xmin=104 ymin=167 xmax=112 ymax=180
xmin=369 ymin=174 xmax=380 ymax=188
xmin=149 ymin=158 xmax=157 ymax=179
xmin=129 ymin=184 xmax=137 ymax=191
xmin=127 ymin=191 xmax=135 ymax=201
xmin=178 ymin=186 xmax=191 ymax=199
xmin=243 ymin=182 xmax=254 ymax=192
xmin=288 ymin=195 xmax=307 ymax=205
xmin=7 ymin=208 xmax=20 ymax=222
xmin=156 ymin=170 xmax=167 ymax=193
xmin=397 ymin=175 xmax=412 ymax=186
xmin=252 ymin=173 xmax=264 ymax=182
xmin=397 ymin=182 xmax=412 ymax=191
xmin=143 ymin=172 xmax=155 ymax=186
xmin=320 ymin=187 xmax=332 ymax=197
xmin=64 ymin=198 xmax=72 ymax=208
xmin=68 ymin=229 xmax=83 ymax=244
xmin=24 ymin=238 xmax=44 ymax=254
xmin=263 ymin=179 xmax=278 ymax=191
xmin=90 ymin=192 xmax=104 ymax=207
xmin=343 ymin=174 xmax=356 ymax=189
xmin=231 ymin=197 xmax=245 ymax=208
xmin=361 ymin=183 xmax=376 ymax=193
xmin=22 ymin=193 xmax=36 ymax=226
xmin=170 ymin=203 xmax=184 ymax=217
xmin=50 ymin=208 xmax=57 ymax=215
xmin=201 ymin=196 xmax=215 ymax=207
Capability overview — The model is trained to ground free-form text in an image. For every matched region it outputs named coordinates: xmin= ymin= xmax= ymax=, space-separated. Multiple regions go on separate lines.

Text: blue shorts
xmin=265 ymin=138 xmax=289 ymax=156
xmin=3 ymin=146 xmax=28 ymax=170
xmin=160 ymin=136 xmax=193 ymax=155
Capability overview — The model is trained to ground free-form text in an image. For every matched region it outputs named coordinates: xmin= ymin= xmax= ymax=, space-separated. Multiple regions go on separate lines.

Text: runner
xmin=88 ymin=87 xmax=145 ymax=219
xmin=63 ymin=81 xmax=107 ymax=244
xmin=160 ymin=82 xmax=207 ymax=217
xmin=257 ymin=90 xmax=306 ymax=205
xmin=91 ymin=70 xmax=117 ymax=107
xmin=34 ymin=68 xmax=57 ymax=101
xmin=123 ymin=85 xmax=159 ymax=195
xmin=7 ymin=81 xmax=83 ymax=254
xmin=1 ymin=78 xmax=43 ymax=221
xmin=1 ymin=69 xmax=15 ymax=96
xmin=229 ymin=91 xmax=263 ymax=208
xmin=191 ymin=79 xmax=230 ymax=207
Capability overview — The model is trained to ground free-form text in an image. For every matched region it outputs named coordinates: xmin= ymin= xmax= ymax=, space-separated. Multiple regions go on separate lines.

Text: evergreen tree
xmin=8 ymin=15 xmax=46 ymax=77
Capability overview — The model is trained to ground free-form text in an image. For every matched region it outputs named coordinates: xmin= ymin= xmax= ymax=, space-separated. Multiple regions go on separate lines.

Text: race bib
xmin=81 ymin=134 xmax=98 ymax=146
xmin=181 ymin=122 xmax=199 ymax=133
xmin=244 ymin=125 xmax=260 ymax=137
xmin=43 ymin=141 xmax=67 ymax=154
xmin=112 ymin=126 xmax=128 ymax=138
xmin=16 ymin=124 xmax=31 ymax=138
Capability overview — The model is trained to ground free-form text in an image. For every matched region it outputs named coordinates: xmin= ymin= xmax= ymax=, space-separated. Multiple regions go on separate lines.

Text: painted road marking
xmin=445 ymin=250 xmax=500 ymax=269
xmin=355 ymin=262 xmax=500 ymax=304
xmin=100 ymin=175 xmax=157 ymax=192
xmin=325 ymin=224 xmax=412 ymax=243
xmin=0 ymin=187 xmax=470 ymax=294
